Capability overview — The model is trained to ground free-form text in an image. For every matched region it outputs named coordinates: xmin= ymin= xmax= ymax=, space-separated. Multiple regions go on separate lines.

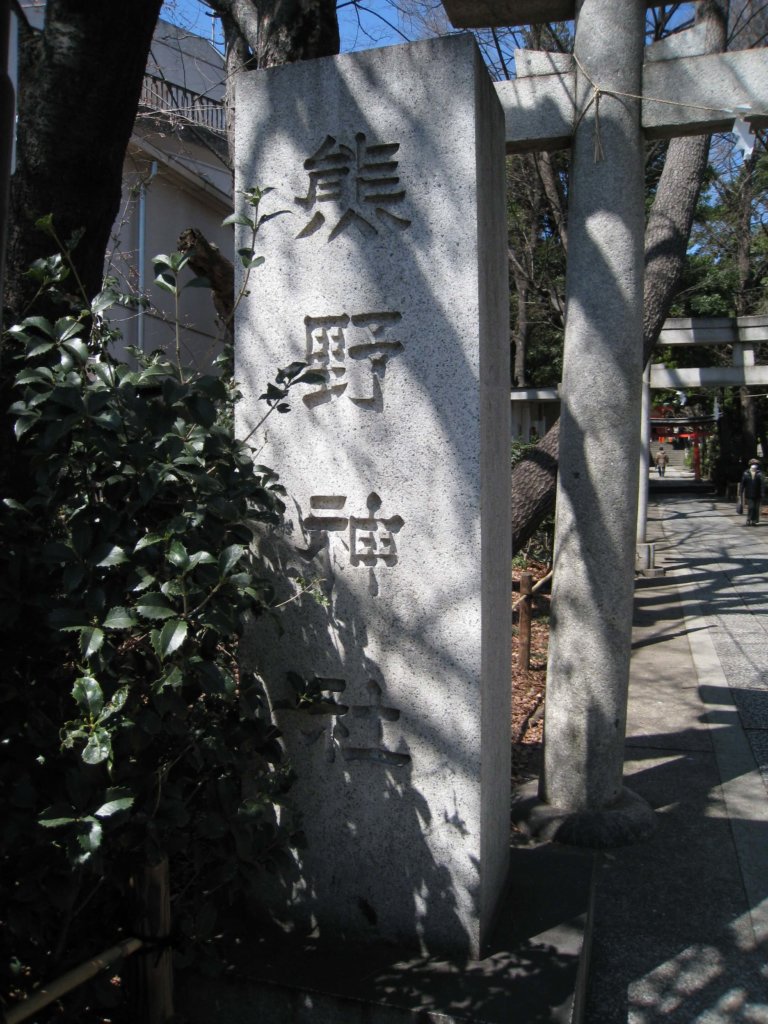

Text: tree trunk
xmin=5 ymin=0 xmax=163 ymax=319
xmin=740 ymin=386 xmax=757 ymax=458
xmin=510 ymin=2 xmax=728 ymax=554
xmin=177 ymin=228 xmax=235 ymax=328
xmin=0 ymin=0 xmax=13 ymax=310
xmin=511 ymin=132 xmax=712 ymax=553
xmin=641 ymin=136 xmax=712 ymax=366
xmin=209 ymin=0 xmax=339 ymax=70
xmin=512 ymin=419 xmax=559 ymax=552
xmin=252 ymin=0 xmax=340 ymax=67
xmin=210 ymin=0 xmax=340 ymax=175
xmin=2 ymin=1 xmax=163 ymax=505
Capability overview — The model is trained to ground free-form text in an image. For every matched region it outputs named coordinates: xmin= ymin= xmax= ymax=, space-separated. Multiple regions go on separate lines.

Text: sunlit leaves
xmin=102 ymin=607 xmax=136 ymax=630
xmin=94 ymin=790 xmax=134 ymax=818
xmin=153 ymin=252 xmax=189 ymax=297
xmin=153 ymin=619 xmax=188 ymax=660
xmin=134 ymin=592 xmax=176 ymax=620
xmin=82 ymin=731 xmax=111 ymax=766
xmin=218 ymin=544 xmax=244 ymax=577
xmin=72 ymin=676 xmax=104 ymax=718
xmin=3 ymin=207 xmax=307 ymax=974
xmin=167 ymin=540 xmax=190 ymax=570
xmin=79 ymin=627 xmax=104 ymax=658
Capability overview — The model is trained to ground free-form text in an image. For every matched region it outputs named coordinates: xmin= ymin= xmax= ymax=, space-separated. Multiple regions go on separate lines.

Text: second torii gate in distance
xmin=443 ymin=0 xmax=768 ymax=843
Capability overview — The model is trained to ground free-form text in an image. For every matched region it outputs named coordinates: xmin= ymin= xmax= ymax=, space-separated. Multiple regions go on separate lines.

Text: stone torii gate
xmin=443 ymin=0 xmax=768 ymax=842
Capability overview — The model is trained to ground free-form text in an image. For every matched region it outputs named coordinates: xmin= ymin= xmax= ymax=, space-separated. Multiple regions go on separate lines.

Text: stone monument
xmin=235 ymin=34 xmax=510 ymax=957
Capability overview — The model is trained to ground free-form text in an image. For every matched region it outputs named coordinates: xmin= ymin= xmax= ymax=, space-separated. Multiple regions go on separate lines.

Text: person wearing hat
xmin=739 ymin=459 xmax=765 ymax=526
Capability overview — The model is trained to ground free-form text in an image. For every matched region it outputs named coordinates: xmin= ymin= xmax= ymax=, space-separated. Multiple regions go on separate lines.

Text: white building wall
xmin=109 ymin=140 xmax=232 ymax=370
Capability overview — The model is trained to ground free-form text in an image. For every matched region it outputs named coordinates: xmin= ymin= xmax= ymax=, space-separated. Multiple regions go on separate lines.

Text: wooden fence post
xmin=518 ymin=571 xmax=533 ymax=671
xmin=131 ymin=856 xmax=174 ymax=1024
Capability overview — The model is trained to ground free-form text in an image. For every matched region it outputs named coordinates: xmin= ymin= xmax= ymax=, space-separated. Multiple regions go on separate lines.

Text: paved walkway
xmin=585 ymin=490 xmax=768 ymax=1023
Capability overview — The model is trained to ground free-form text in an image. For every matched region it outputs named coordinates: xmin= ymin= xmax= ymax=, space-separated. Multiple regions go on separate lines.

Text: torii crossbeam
xmin=441 ymin=0 xmax=768 ymax=843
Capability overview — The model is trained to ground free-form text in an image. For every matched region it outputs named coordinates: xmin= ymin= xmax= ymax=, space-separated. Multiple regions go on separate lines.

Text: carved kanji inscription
xmin=295 ymin=132 xmax=411 ymax=241
xmin=305 ymin=492 xmax=404 ymax=566
xmin=294 ymin=676 xmax=411 ymax=767
xmin=303 ymin=312 xmax=403 ymax=410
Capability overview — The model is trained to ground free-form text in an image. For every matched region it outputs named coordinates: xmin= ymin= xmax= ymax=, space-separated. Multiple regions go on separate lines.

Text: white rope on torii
xmin=443 ymin=0 xmax=768 ymax=845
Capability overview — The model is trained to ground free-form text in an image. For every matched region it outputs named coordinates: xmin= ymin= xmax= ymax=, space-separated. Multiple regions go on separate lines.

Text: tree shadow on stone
xmin=239 ymin=521 xmax=476 ymax=958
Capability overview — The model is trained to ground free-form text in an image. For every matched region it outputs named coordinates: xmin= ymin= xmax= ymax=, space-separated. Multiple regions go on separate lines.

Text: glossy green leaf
xmin=88 ymin=360 xmax=116 ymax=386
xmin=218 ymin=544 xmax=244 ymax=576
xmin=221 ymin=212 xmax=254 ymax=228
xmin=82 ymin=729 xmax=111 ymax=765
xmin=62 ymin=338 xmax=89 ymax=365
xmin=152 ymin=251 xmax=185 ymax=272
xmin=100 ymin=687 xmax=129 ymax=721
xmin=137 ymin=364 xmax=171 ymax=384
xmin=35 ymin=213 xmax=55 ymax=234
xmin=13 ymin=415 xmax=39 ymax=439
xmin=131 ymin=568 xmax=157 ymax=593
xmin=135 ymin=592 xmax=176 ymax=620
xmin=103 ymin=607 xmax=136 ymax=630
xmin=2 ymin=498 xmax=29 ymax=513
xmin=154 ymin=270 xmax=178 ymax=295
xmin=167 ymin=540 xmax=190 ymax=570
xmin=80 ymin=627 xmax=104 ymax=659
xmin=91 ymin=288 xmax=119 ymax=316
xmin=96 ymin=546 xmax=128 ymax=567
xmin=15 ymin=367 xmax=54 ymax=385
xmin=26 ymin=339 xmax=56 ymax=357
xmin=39 ymin=806 xmax=77 ymax=829
xmin=134 ymin=533 xmax=164 ymax=552
xmin=21 ymin=315 xmax=55 ymax=337
xmin=156 ymin=666 xmax=184 ymax=693
xmin=56 ymin=317 xmax=84 ymax=342
xmin=76 ymin=817 xmax=103 ymax=857
xmin=94 ymin=794 xmax=134 ymax=819
xmin=157 ymin=618 xmax=188 ymax=659
xmin=72 ymin=676 xmax=104 ymax=717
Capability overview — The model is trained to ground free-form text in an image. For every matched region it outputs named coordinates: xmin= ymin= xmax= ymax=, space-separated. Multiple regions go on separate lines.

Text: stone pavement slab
xmin=584 ymin=493 xmax=768 ymax=1023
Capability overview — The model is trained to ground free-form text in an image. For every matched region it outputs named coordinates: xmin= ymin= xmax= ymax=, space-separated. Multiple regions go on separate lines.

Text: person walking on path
xmin=739 ymin=458 xmax=765 ymax=525
xmin=655 ymin=447 xmax=669 ymax=477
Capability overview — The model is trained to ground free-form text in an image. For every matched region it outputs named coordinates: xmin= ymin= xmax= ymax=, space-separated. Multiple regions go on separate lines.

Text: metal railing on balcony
xmin=139 ymin=74 xmax=226 ymax=134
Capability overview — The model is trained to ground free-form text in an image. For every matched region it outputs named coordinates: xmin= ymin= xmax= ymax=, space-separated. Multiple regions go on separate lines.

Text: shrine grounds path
xmin=584 ymin=485 xmax=768 ymax=1022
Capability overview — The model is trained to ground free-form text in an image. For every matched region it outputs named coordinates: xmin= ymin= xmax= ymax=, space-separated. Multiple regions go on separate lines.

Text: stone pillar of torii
xmin=443 ymin=0 xmax=768 ymax=843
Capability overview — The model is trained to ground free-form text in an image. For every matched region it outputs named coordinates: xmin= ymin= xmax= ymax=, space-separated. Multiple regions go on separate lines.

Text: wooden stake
xmin=518 ymin=571 xmax=533 ymax=671
xmin=131 ymin=856 xmax=174 ymax=1024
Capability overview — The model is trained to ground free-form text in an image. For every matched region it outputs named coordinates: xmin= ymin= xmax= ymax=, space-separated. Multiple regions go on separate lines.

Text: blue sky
xmin=160 ymin=2 xmax=700 ymax=60
xmin=160 ymin=0 xmax=408 ymax=53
